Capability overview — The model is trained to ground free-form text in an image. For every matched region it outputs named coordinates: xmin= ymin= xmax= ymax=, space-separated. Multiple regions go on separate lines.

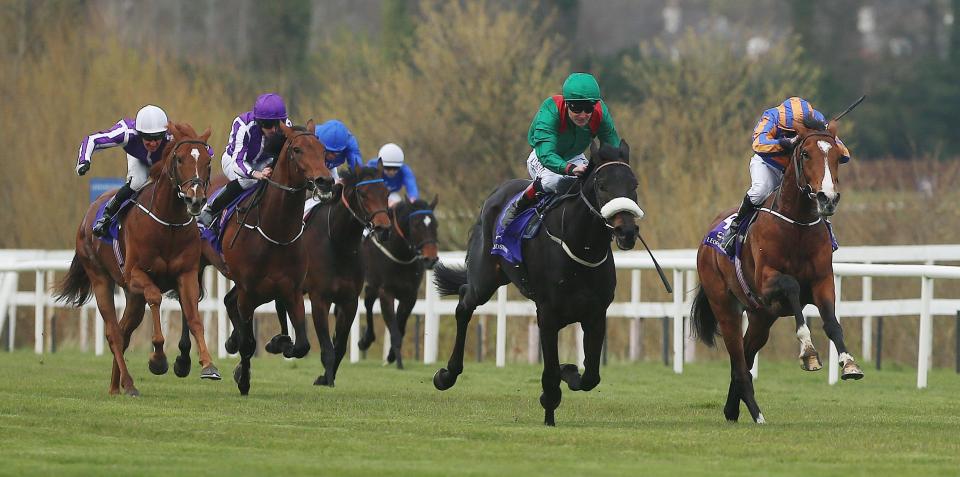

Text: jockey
xmin=314 ymin=119 xmax=363 ymax=182
xmin=365 ymin=143 xmax=418 ymax=206
xmin=720 ymin=97 xmax=851 ymax=255
xmin=198 ymin=93 xmax=291 ymax=230
xmin=77 ymin=105 xmax=176 ymax=238
xmin=501 ymin=72 xmax=621 ymax=228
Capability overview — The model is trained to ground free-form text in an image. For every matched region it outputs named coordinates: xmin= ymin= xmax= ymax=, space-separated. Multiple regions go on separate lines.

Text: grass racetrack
xmin=0 ymin=351 xmax=958 ymax=476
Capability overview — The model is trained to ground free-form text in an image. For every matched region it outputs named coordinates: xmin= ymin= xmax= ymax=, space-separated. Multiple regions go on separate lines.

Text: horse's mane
xmin=261 ymin=125 xmax=308 ymax=158
xmin=149 ymin=122 xmax=201 ymax=179
xmin=340 ymin=165 xmax=381 ymax=184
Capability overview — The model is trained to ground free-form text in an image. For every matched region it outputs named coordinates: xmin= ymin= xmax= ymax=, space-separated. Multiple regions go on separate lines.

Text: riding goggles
xmin=567 ymin=100 xmax=596 ymax=114
xmin=256 ymin=119 xmax=280 ymax=130
xmin=139 ymin=132 xmax=165 ymax=142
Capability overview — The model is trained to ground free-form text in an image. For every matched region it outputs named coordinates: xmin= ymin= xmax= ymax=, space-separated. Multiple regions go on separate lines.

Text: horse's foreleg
xmin=743 ymin=311 xmax=773 ymax=371
xmin=127 ymin=268 xmax=167 ymax=376
xmin=813 ymin=279 xmax=863 ymax=380
xmin=539 ymin=324 xmax=562 ymax=426
xmin=378 ymin=290 xmax=403 ymax=369
xmin=309 ymin=292 xmax=334 ymax=386
xmin=434 ymin=282 xmax=494 ymax=391
xmin=390 ymin=294 xmax=417 ymax=369
xmin=177 ymin=273 xmax=220 ymax=380
xmin=324 ymin=299 xmax=359 ymax=387
xmin=223 ymin=286 xmax=242 ymax=354
xmin=358 ymin=285 xmax=378 ymax=351
xmin=576 ymin=315 xmax=606 ymax=392
xmin=279 ymin=290 xmax=310 ymax=359
xmin=233 ymin=290 xmax=257 ymax=395
xmin=112 ymin=293 xmax=145 ymax=395
xmin=264 ymin=300 xmax=293 ymax=355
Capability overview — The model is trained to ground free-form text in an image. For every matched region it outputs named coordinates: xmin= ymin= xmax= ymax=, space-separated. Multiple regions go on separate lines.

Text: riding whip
xmin=830 ymin=95 xmax=866 ymax=123
xmin=637 ymin=232 xmax=672 ymax=294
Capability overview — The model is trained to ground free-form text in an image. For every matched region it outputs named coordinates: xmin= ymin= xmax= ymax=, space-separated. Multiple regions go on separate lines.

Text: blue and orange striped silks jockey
xmin=751 ymin=97 xmax=851 ymax=172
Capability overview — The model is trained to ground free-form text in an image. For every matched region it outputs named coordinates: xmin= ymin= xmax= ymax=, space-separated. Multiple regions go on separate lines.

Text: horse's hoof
xmin=800 ymin=353 xmax=822 ymax=372
xmin=225 ymin=335 xmax=239 ymax=355
xmin=233 ymin=363 xmax=243 ymax=385
xmin=395 ymin=357 xmax=404 ymax=370
xmin=313 ymin=375 xmax=334 ymax=387
xmin=841 ymin=363 xmax=864 ymax=380
xmin=386 ymin=349 xmax=396 ymax=363
xmin=125 ymin=387 xmax=140 ymax=397
xmin=544 ymin=410 xmax=556 ymax=427
xmin=264 ymin=335 xmax=292 ymax=354
xmin=433 ymin=368 xmax=458 ymax=390
xmin=357 ymin=335 xmax=374 ymax=351
xmin=283 ymin=342 xmax=310 ymax=359
xmin=148 ymin=355 xmax=169 ymax=375
xmin=559 ymin=364 xmax=582 ymax=391
xmin=201 ymin=365 xmax=222 ymax=380
xmin=173 ymin=355 xmax=191 ymax=378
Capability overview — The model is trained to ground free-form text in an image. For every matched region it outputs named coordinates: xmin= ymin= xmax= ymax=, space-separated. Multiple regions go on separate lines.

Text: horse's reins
xmin=134 ymin=138 xmax=212 ymax=227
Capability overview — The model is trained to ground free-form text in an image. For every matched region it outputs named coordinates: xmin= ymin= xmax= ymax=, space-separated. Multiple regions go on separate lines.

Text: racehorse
xmin=691 ymin=118 xmax=863 ymax=424
xmin=432 ymin=140 xmax=643 ymax=426
xmin=357 ymin=196 xmax=440 ymax=369
xmin=55 ymin=122 xmax=217 ymax=396
xmin=199 ymin=121 xmax=334 ymax=395
xmin=272 ymin=164 xmax=392 ymax=387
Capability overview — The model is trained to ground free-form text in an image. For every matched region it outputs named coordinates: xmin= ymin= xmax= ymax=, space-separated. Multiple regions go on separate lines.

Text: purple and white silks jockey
xmin=221 ymin=111 xmax=292 ymax=189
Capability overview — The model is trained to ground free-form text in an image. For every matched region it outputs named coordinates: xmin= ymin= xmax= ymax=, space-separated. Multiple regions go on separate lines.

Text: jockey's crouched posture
xmin=501 ymin=72 xmax=622 ymax=228
xmin=198 ymin=93 xmax=291 ymax=231
xmin=720 ymin=97 xmax=851 ymax=255
xmin=77 ymin=105 xmax=214 ymax=238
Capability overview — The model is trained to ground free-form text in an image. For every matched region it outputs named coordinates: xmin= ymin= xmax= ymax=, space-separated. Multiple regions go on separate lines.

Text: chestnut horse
xmin=200 ymin=121 xmax=334 ymax=395
xmin=55 ymin=123 xmax=217 ymax=396
xmin=357 ymin=196 xmax=440 ymax=369
xmin=272 ymin=164 xmax=392 ymax=387
xmin=691 ymin=118 xmax=863 ymax=424
xmin=432 ymin=141 xmax=643 ymax=426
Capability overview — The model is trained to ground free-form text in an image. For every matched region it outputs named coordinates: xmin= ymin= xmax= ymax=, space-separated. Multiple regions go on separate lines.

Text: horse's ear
xmin=619 ymin=139 xmax=630 ymax=163
xmin=827 ymin=120 xmax=838 ymax=136
xmin=331 ymin=182 xmax=344 ymax=202
xmin=794 ymin=122 xmax=810 ymax=138
xmin=429 ymin=194 xmax=439 ymax=209
xmin=200 ymin=127 xmax=212 ymax=143
xmin=166 ymin=122 xmax=179 ymax=139
xmin=279 ymin=121 xmax=293 ymax=137
xmin=376 ymin=158 xmax=384 ymax=176
xmin=589 ymin=140 xmax=600 ymax=163
xmin=306 ymin=118 xmax=315 ymax=131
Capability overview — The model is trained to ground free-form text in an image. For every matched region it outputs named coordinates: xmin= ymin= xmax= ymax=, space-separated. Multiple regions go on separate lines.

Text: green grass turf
xmin=0 ymin=350 xmax=957 ymax=477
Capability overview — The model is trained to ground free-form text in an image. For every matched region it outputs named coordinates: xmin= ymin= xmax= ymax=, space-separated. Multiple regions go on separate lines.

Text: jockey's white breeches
xmin=127 ymin=155 xmax=150 ymax=190
xmin=746 ymin=154 xmax=783 ymax=206
xmin=526 ymin=150 xmax=588 ymax=194
xmin=222 ymin=152 xmax=269 ymax=189
xmin=388 ymin=192 xmax=402 ymax=206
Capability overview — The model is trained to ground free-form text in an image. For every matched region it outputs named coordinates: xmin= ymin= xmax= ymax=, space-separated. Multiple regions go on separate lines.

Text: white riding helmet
xmin=378 ymin=143 xmax=404 ymax=168
xmin=135 ymin=105 xmax=168 ymax=134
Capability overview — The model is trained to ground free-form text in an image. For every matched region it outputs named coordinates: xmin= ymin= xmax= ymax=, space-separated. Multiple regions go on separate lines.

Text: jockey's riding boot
xmin=721 ymin=194 xmax=757 ymax=255
xmin=93 ymin=183 xmax=134 ymax=238
xmin=501 ymin=179 xmax=543 ymax=229
xmin=198 ymin=180 xmax=244 ymax=231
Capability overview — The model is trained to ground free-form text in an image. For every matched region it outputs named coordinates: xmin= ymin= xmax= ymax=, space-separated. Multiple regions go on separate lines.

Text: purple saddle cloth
xmin=199 ymin=185 xmax=258 ymax=254
xmin=702 ymin=211 xmax=839 ymax=261
xmin=491 ymin=192 xmax=551 ymax=264
xmin=93 ymin=194 xmax=136 ymax=244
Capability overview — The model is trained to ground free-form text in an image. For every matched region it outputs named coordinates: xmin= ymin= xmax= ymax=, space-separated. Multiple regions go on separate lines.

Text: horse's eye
xmin=293 ymin=147 xmax=302 ymax=154
xmin=801 ymin=151 xmax=810 ymax=160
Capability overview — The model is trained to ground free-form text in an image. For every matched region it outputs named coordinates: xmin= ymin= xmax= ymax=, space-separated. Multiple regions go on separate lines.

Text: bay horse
xmin=199 ymin=121 xmax=334 ymax=395
xmin=272 ymin=164 xmax=392 ymax=387
xmin=433 ymin=140 xmax=643 ymax=426
xmin=357 ymin=196 xmax=440 ymax=369
xmin=691 ymin=118 xmax=863 ymax=424
xmin=55 ymin=122 xmax=217 ymax=396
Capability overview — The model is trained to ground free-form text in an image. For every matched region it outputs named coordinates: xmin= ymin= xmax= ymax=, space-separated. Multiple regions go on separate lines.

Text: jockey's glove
xmin=76 ymin=161 xmax=90 ymax=176
xmin=778 ymin=136 xmax=797 ymax=150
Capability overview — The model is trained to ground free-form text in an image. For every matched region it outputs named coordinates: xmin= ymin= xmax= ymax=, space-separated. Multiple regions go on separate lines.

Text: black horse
xmin=357 ymin=196 xmax=440 ymax=369
xmin=432 ymin=140 xmax=643 ymax=426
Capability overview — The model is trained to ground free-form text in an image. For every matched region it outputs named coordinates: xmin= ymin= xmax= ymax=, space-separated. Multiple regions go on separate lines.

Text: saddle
xmin=703 ymin=209 xmax=839 ymax=261
xmin=93 ymin=191 xmax=140 ymax=244
xmin=491 ymin=190 xmax=566 ymax=265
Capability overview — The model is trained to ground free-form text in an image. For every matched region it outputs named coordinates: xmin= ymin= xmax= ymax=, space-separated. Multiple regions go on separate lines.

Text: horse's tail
xmin=690 ymin=285 xmax=719 ymax=347
xmin=53 ymin=255 xmax=92 ymax=307
xmin=433 ymin=262 xmax=467 ymax=296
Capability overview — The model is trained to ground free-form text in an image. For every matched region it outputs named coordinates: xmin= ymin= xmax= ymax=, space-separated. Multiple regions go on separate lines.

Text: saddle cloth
xmin=93 ymin=193 xmax=137 ymax=244
xmin=198 ymin=185 xmax=258 ymax=254
xmin=490 ymin=192 xmax=557 ymax=264
xmin=702 ymin=210 xmax=839 ymax=261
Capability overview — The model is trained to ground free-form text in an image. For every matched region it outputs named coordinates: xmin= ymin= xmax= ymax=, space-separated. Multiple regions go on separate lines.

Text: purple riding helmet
xmin=253 ymin=93 xmax=287 ymax=120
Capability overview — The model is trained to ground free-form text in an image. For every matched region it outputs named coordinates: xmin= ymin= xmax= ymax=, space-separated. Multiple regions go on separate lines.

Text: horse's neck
xmin=774 ymin=165 xmax=819 ymax=223
xmin=553 ymin=190 xmax=611 ymax=249
xmin=329 ymin=197 xmax=366 ymax=248
xmin=258 ymin=176 xmax=305 ymax=235
xmin=146 ymin=172 xmax=189 ymax=222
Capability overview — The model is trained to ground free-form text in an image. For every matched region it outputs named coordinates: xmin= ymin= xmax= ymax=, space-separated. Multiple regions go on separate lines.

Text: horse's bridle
xmin=264 ymin=131 xmax=328 ymax=198
xmin=391 ymin=207 xmax=437 ymax=255
xmin=790 ymin=131 xmax=837 ymax=199
xmin=577 ymin=160 xmax=637 ymax=229
xmin=168 ymin=139 xmax=212 ymax=200
xmin=341 ymin=178 xmax=390 ymax=227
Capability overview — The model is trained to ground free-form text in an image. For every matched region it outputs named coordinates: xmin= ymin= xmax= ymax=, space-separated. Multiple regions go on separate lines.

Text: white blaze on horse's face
xmin=817 ymin=140 xmax=837 ymax=200
xmin=423 ymin=216 xmax=432 ymax=227
xmin=191 ymin=148 xmax=201 ymax=195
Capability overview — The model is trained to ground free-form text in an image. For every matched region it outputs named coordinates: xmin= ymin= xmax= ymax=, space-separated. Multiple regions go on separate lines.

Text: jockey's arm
xmin=752 ymin=112 xmax=784 ymax=155
xmin=345 ymin=136 xmax=363 ymax=170
xmin=225 ymin=117 xmax=256 ymax=178
xmin=77 ymin=119 xmax=131 ymax=167
xmin=402 ymin=165 xmax=419 ymax=201
xmin=596 ymin=102 xmax=622 ymax=148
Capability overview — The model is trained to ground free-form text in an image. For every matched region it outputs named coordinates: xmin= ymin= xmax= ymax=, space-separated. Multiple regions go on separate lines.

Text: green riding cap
xmin=562 ymin=73 xmax=601 ymax=101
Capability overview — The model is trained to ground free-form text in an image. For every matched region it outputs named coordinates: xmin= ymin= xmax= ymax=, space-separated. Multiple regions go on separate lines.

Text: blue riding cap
xmin=315 ymin=120 xmax=351 ymax=152
xmin=253 ymin=93 xmax=287 ymax=120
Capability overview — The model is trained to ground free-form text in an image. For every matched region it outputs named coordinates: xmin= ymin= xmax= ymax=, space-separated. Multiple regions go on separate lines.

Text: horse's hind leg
xmin=388 ymin=294 xmax=417 ymax=368
xmin=177 ymin=273 xmax=220 ymax=380
xmin=319 ymin=299 xmax=359 ymax=387
xmin=433 ymin=277 xmax=498 ymax=390
xmin=223 ymin=286 xmax=243 ymax=354
xmin=378 ymin=290 xmax=405 ymax=369
xmin=309 ymin=292 xmax=335 ymax=386
xmin=90 ymin=276 xmax=139 ymax=396
xmin=358 ymin=285 xmax=377 ymax=351
xmin=232 ymin=290 xmax=258 ymax=395
xmin=264 ymin=300 xmax=292 ymax=355
xmin=175 ymin=314 xmax=193 ymax=378
xmin=812 ymin=279 xmax=863 ymax=380
xmin=111 ymin=293 xmax=145 ymax=394
xmin=278 ymin=289 xmax=310 ymax=359
xmin=718 ymin=313 xmax=764 ymax=424
xmin=539 ymin=324 xmax=562 ymax=426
